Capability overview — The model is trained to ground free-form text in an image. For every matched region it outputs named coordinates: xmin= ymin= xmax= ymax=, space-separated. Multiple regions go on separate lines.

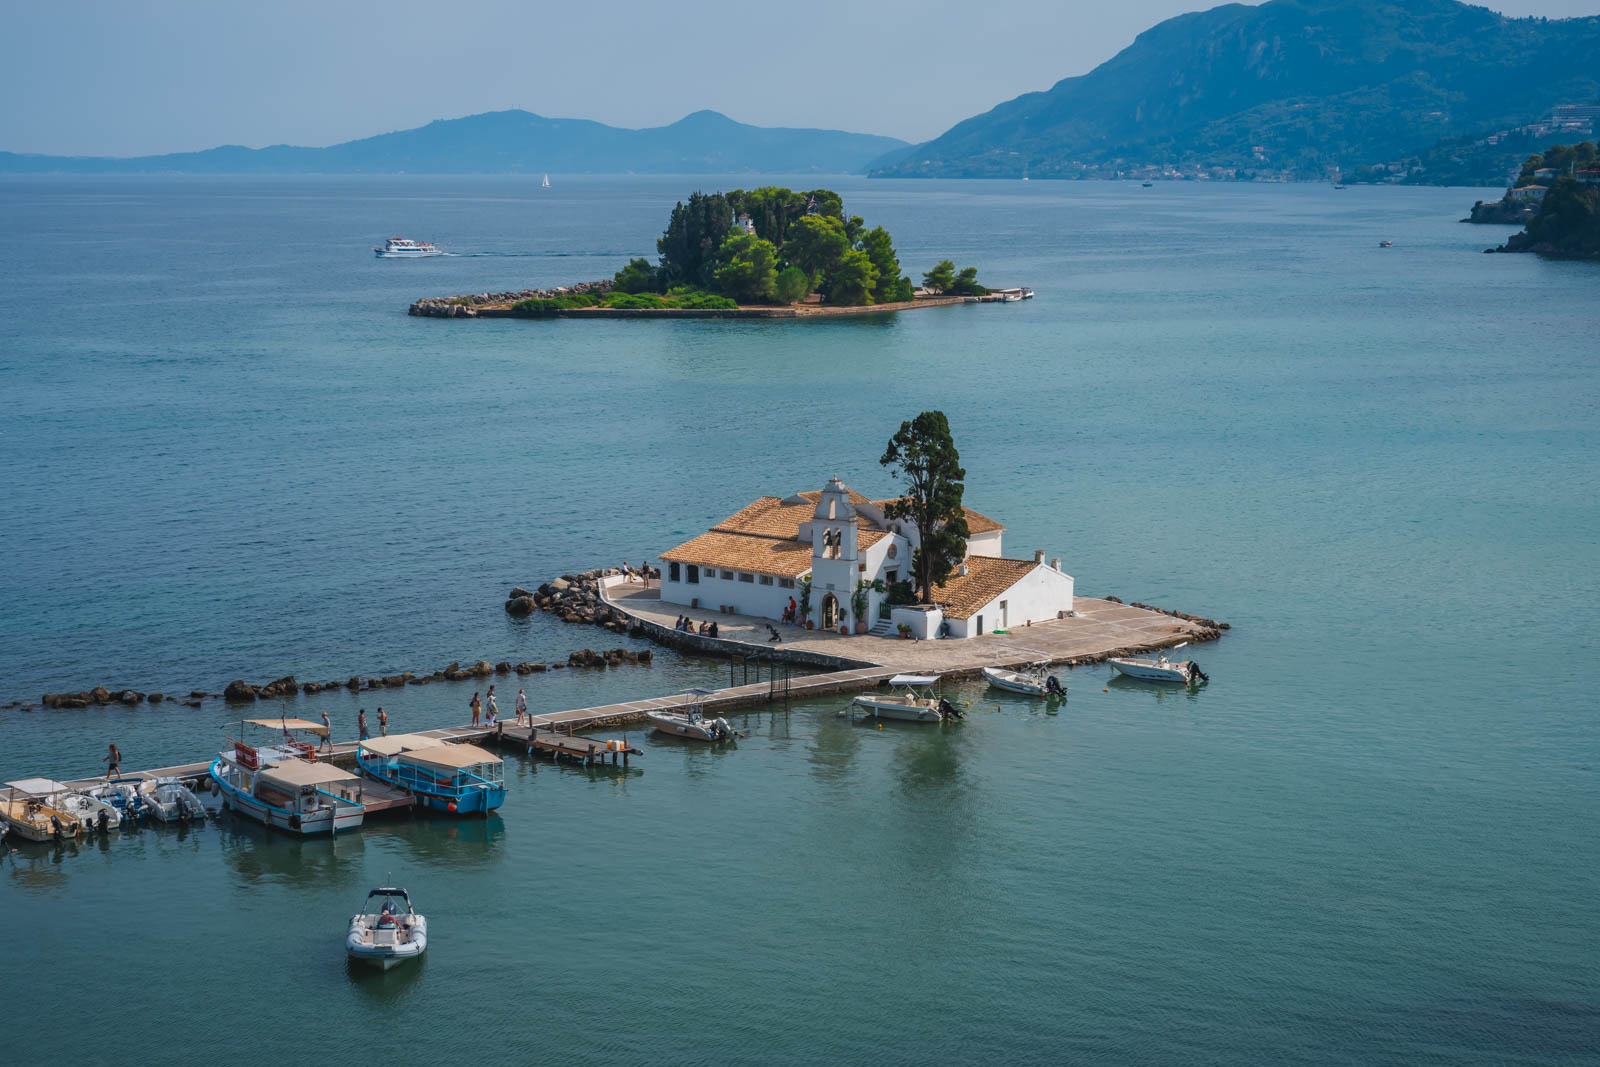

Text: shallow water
xmin=1 ymin=175 xmax=1596 ymax=1065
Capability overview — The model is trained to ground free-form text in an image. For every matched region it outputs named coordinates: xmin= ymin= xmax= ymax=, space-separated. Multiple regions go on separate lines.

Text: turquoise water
xmin=2 ymin=176 xmax=1597 ymax=1064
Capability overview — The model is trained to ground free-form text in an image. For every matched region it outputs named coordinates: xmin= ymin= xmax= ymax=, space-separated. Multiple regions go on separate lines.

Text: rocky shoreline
xmin=410 ymin=280 xmax=613 ymax=318
xmin=1462 ymin=198 xmax=1536 ymax=225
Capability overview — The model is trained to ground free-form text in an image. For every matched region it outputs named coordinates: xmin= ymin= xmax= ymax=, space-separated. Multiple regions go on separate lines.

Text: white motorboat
xmin=374 ymin=237 xmax=444 ymax=258
xmin=83 ymin=777 xmax=150 ymax=823
xmin=982 ymin=663 xmax=1066 ymax=698
xmin=347 ymin=886 xmax=427 ymax=970
xmin=139 ymin=777 xmax=207 ymax=823
xmin=45 ymin=785 xmax=123 ymax=832
xmin=2 ymin=779 xmax=84 ymax=842
xmin=1107 ymin=646 xmax=1209 ymax=685
xmin=647 ymin=689 xmax=740 ymax=742
xmin=852 ymin=675 xmax=960 ymax=722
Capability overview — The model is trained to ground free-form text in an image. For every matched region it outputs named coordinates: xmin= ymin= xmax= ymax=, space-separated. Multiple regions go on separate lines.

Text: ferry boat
xmin=374 ymin=237 xmax=445 ymax=258
xmin=852 ymin=675 xmax=961 ymax=722
xmin=356 ymin=734 xmax=506 ymax=815
xmin=209 ymin=718 xmax=365 ymax=835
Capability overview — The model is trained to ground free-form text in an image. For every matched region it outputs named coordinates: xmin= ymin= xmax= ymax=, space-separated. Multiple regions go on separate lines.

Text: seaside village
xmin=656 ymin=477 xmax=1075 ymax=639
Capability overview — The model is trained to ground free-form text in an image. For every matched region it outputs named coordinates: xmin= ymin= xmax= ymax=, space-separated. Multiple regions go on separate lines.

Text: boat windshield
xmin=360 ymin=889 xmax=413 ymax=917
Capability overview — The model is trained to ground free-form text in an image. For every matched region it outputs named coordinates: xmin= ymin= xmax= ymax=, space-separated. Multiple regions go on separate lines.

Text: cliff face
xmin=1491 ymin=178 xmax=1600 ymax=256
xmin=1465 ymin=198 xmax=1537 ymax=224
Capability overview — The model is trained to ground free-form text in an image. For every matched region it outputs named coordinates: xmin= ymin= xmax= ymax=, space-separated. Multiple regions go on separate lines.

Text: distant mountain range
xmin=0 ymin=110 xmax=907 ymax=176
xmin=869 ymin=0 xmax=1600 ymax=181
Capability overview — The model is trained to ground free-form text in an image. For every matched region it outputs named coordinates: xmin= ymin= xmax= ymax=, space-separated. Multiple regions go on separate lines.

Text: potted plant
xmin=896 ymin=622 xmax=913 ymax=640
xmin=797 ymin=577 xmax=813 ymax=628
xmin=850 ymin=578 xmax=877 ymax=634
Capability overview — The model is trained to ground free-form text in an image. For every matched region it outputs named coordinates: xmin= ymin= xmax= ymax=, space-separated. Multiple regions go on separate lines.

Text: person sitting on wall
xmin=709 ymin=621 xmax=719 ymax=638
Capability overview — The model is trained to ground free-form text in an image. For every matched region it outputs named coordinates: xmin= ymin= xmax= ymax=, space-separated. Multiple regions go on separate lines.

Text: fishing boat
xmin=646 ymin=689 xmax=740 ymax=741
xmin=982 ymin=663 xmax=1066 ymax=698
xmin=373 ymin=237 xmax=445 ymax=258
xmin=211 ymin=746 xmax=365 ymax=834
xmin=139 ymin=777 xmax=208 ymax=823
xmin=852 ymin=675 xmax=960 ymax=722
xmin=356 ymin=735 xmax=505 ymax=815
xmin=1107 ymin=646 xmax=1209 ymax=685
xmin=83 ymin=777 xmax=149 ymax=823
xmin=1379 ymin=240 xmax=1393 ymax=247
xmin=1142 ymin=181 xmax=1154 ymax=187
xmin=1 ymin=779 xmax=84 ymax=841
xmin=347 ymin=886 xmax=428 ymax=970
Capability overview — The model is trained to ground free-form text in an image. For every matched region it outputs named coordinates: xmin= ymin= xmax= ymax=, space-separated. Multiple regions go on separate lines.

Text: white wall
xmin=945 ymin=563 xmax=1075 ymax=638
xmin=965 ymin=529 xmax=1005 ymax=558
xmin=658 ymin=562 xmax=801 ymax=620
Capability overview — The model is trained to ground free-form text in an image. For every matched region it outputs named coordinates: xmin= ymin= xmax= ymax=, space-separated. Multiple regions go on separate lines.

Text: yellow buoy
xmin=1103 ymin=687 xmax=1109 ymax=693
xmin=877 ymin=722 xmax=883 ymax=730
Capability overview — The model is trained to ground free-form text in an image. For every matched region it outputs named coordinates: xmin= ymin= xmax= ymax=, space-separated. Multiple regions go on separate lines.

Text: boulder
xmin=506 ymin=596 xmax=536 ymax=616
xmin=510 ymin=586 xmax=532 ymax=599
xmin=303 ymin=683 xmax=323 ymax=694
xmin=190 ymin=690 xmax=208 ymax=699
xmin=637 ymin=649 xmax=652 ymax=663
xmin=118 ymin=690 xmax=144 ymax=705
xmin=472 ymin=660 xmax=494 ymax=678
xmin=223 ymin=680 xmax=259 ymax=702
xmin=494 ymin=661 xmax=512 ymax=675
xmin=550 ymin=578 xmax=571 ymax=592
xmin=90 ymin=685 xmax=113 ymax=704
xmin=529 ymin=662 xmax=547 ymax=673
xmin=382 ymin=674 xmax=408 ymax=688
xmin=346 ymin=677 xmax=360 ymax=691
xmin=257 ymin=676 xmax=298 ymax=698
xmin=148 ymin=692 xmax=164 ymax=703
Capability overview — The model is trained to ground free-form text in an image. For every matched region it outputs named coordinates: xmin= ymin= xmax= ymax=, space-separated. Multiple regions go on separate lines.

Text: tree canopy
xmin=620 ymin=185 xmax=953 ymax=307
xmin=880 ymin=411 xmax=970 ymax=604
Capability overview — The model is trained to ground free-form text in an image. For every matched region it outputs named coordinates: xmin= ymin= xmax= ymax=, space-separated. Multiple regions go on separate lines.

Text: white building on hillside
xmin=656 ymin=477 xmax=1074 ymax=638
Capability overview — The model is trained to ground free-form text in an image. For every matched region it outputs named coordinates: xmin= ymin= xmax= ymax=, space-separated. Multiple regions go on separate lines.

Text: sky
xmin=4 ymin=0 xmax=1599 ymax=156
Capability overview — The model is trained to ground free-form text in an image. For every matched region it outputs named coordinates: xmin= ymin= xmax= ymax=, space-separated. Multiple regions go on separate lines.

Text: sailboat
xmin=541 ymin=174 xmax=551 ymax=188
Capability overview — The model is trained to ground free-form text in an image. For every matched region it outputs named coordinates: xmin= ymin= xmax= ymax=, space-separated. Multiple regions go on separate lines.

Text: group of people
xmin=673 ymin=615 xmax=718 ymax=637
xmin=620 ymin=560 xmax=654 ymax=584
xmin=315 ymin=706 xmax=390 ymax=750
xmin=470 ymin=685 xmax=532 ymax=728
xmin=780 ymin=597 xmax=799 ymax=624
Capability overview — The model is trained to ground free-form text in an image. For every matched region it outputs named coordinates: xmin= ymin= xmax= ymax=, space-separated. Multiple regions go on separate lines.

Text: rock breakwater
xmin=506 ymin=570 xmax=655 ymax=637
xmin=410 ymin=280 xmax=613 ymax=317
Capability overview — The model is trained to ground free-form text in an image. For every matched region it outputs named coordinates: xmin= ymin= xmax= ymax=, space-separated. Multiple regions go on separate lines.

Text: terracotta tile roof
xmin=660 ymin=530 xmax=814 ymax=578
xmin=871 ymin=499 xmax=1005 ymax=535
xmin=931 ymin=556 xmax=1038 ymax=620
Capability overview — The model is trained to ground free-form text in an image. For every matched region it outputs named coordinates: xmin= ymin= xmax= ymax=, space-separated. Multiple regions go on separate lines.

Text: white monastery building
xmin=656 ymin=478 xmax=1074 ymax=639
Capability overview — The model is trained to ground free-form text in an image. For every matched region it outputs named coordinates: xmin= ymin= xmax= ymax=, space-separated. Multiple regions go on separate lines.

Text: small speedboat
xmin=1379 ymin=240 xmax=1393 ymax=247
xmin=46 ymin=787 xmax=122 ymax=832
xmin=982 ymin=663 xmax=1066 ymax=698
xmin=139 ymin=777 xmax=207 ymax=823
xmin=84 ymin=777 xmax=150 ymax=823
xmin=852 ymin=675 xmax=960 ymax=722
xmin=2 ymin=779 xmax=83 ymax=842
xmin=1107 ymin=646 xmax=1209 ymax=685
xmin=647 ymin=689 xmax=740 ymax=741
xmin=348 ymin=887 xmax=427 ymax=970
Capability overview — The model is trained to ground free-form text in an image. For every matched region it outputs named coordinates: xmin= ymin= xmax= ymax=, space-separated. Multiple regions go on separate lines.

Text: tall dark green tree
xmin=613 ymin=257 xmax=660 ymax=293
xmin=784 ymin=214 xmax=851 ymax=279
xmin=922 ymin=260 xmax=957 ymax=292
xmin=712 ymin=233 xmax=780 ymax=303
xmin=880 ymin=411 xmax=970 ymax=604
xmin=827 ymin=248 xmax=879 ymax=306
xmin=657 ymin=191 xmax=733 ymax=286
xmin=860 ymin=226 xmax=912 ymax=303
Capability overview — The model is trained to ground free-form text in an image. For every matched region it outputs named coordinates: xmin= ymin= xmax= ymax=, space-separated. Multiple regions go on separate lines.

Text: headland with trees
xmin=1471 ymin=142 xmax=1600 ymax=257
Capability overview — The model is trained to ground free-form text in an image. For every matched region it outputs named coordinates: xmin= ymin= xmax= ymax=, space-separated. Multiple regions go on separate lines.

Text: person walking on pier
xmin=485 ymin=685 xmax=498 ymax=727
xmin=103 ymin=742 xmax=122 ymax=780
xmin=320 ymin=709 xmax=332 ymax=751
xmin=358 ymin=708 xmax=370 ymax=741
xmin=515 ymin=688 xmax=528 ymax=726
xmin=470 ymin=692 xmax=481 ymax=727
xmin=377 ymin=707 xmax=387 ymax=736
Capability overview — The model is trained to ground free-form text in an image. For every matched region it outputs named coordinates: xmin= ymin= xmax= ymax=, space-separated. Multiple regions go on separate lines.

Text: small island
xmin=1469 ymin=142 xmax=1600 ymax=258
xmin=410 ymin=186 xmax=1026 ymax=318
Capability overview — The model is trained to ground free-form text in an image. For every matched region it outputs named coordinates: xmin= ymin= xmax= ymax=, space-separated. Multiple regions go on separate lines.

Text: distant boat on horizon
xmin=541 ymin=173 xmax=550 ymax=188
xmin=374 ymin=237 xmax=444 ymax=258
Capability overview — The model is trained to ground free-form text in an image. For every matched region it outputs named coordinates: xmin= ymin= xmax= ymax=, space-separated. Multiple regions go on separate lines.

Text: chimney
xmin=957 ymin=563 xmax=968 ymax=578
xmin=1050 ymin=557 xmax=1061 ymax=572
xmin=1034 ymin=549 xmax=1045 ymax=564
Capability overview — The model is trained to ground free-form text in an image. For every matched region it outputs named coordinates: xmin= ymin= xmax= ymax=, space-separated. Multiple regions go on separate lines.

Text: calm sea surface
xmin=1 ymin=175 xmax=1596 ymax=1065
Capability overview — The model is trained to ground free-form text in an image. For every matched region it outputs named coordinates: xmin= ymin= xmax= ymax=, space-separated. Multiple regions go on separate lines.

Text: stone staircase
xmin=868 ymin=618 xmax=895 ymax=637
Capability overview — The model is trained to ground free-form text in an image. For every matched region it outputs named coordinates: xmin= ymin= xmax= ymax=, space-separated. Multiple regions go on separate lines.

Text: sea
xmin=1 ymin=175 xmax=1596 ymax=1066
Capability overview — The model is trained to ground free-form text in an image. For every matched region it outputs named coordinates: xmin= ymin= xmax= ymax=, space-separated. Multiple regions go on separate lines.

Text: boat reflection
xmin=218 ymin=811 xmax=368 ymax=887
xmin=346 ymin=949 xmax=427 ymax=999
xmin=1106 ymin=673 xmax=1208 ymax=703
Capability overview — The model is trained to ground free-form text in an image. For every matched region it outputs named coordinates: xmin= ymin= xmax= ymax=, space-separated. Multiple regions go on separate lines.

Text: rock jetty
xmin=508 ymin=570 xmax=655 ymax=637
xmin=410 ymin=280 xmax=612 ymax=317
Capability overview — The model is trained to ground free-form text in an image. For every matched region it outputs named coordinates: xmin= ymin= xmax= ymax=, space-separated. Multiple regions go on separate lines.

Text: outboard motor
xmin=97 ymin=809 xmax=110 ymax=833
xmin=1188 ymin=662 xmax=1209 ymax=684
xmin=938 ymin=698 xmax=962 ymax=720
xmin=1045 ymin=675 xmax=1065 ymax=697
xmin=50 ymin=815 xmax=64 ymax=840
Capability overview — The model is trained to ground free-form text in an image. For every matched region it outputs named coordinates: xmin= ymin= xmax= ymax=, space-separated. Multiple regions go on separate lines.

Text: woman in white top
xmin=515 ymin=689 xmax=528 ymax=726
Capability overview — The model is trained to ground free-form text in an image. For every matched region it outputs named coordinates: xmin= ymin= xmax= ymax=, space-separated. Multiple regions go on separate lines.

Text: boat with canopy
xmin=645 ymin=689 xmax=740 ymax=742
xmin=2 ymin=779 xmax=84 ymax=841
xmin=852 ymin=675 xmax=960 ymax=722
xmin=209 ymin=717 xmax=365 ymax=834
xmin=356 ymin=735 xmax=505 ymax=815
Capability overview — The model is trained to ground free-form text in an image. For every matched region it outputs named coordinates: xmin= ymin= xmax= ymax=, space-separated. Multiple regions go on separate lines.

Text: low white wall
xmin=891 ymin=605 xmax=943 ymax=640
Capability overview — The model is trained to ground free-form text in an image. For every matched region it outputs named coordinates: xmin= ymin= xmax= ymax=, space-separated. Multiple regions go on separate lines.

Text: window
xmin=758 ymin=575 xmax=773 ymax=585
xmin=720 ymin=570 xmax=734 ymax=580
xmin=886 ymin=570 xmax=897 ymax=585
xmin=778 ymin=578 xmax=795 ymax=589
xmin=668 ymin=562 xmax=681 ymax=582
xmin=739 ymin=572 xmax=755 ymax=583
xmin=687 ymin=565 xmax=699 ymax=584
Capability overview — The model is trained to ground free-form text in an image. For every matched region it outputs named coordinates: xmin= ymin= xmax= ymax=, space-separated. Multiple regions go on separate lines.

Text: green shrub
xmin=510 ymin=293 xmax=601 ymax=316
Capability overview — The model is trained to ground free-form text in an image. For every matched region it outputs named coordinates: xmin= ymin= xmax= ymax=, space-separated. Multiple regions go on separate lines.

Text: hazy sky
xmin=4 ymin=0 xmax=1598 ymax=156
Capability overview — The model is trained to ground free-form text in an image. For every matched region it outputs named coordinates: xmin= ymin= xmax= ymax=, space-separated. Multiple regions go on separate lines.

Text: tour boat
xmin=982 ymin=663 xmax=1066 ymax=698
xmin=646 ymin=689 xmax=740 ymax=742
xmin=356 ymin=735 xmax=506 ymax=815
xmin=1 ymin=779 xmax=84 ymax=842
xmin=211 ymin=719 xmax=366 ymax=833
xmin=1107 ymin=648 xmax=1209 ymax=685
xmin=374 ymin=237 xmax=445 ymax=258
xmin=347 ymin=886 xmax=428 ymax=970
xmin=139 ymin=777 xmax=208 ymax=823
xmin=852 ymin=675 xmax=960 ymax=722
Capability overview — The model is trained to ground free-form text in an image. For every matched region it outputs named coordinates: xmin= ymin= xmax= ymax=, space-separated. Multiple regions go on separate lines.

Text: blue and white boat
xmin=356 ymin=735 xmax=505 ymax=815
xmin=210 ymin=719 xmax=366 ymax=835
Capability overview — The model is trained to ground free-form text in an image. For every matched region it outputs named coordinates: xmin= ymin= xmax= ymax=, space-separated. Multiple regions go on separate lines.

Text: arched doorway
xmin=821 ymin=594 xmax=839 ymax=630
